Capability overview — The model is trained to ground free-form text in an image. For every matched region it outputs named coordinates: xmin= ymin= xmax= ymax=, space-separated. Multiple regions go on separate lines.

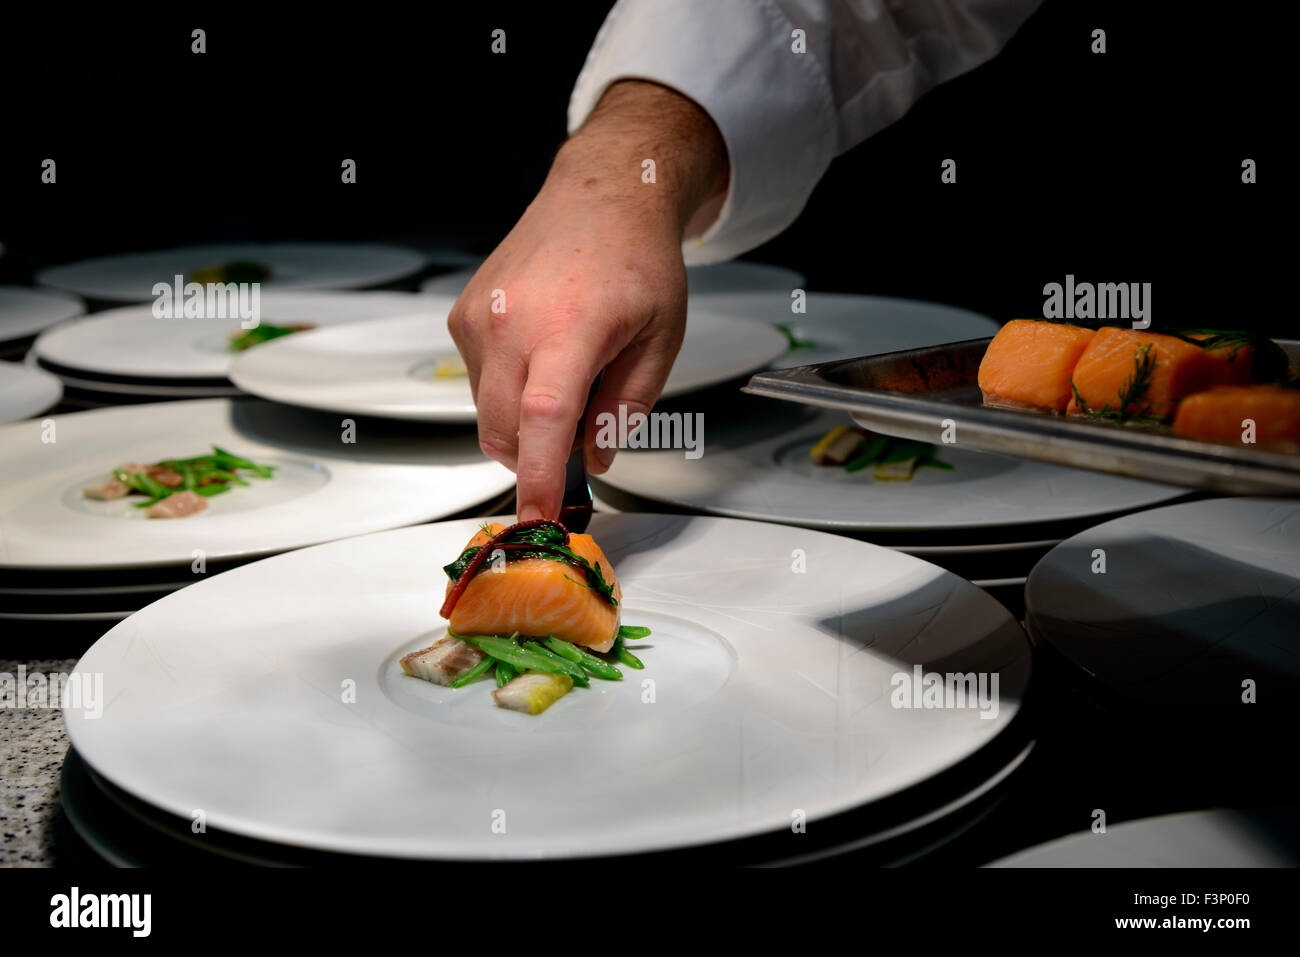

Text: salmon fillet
xmin=978 ymin=320 xmax=1097 ymax=413
xmin=444 ymin=523 xmax=623 ymax=652
xmin=1066 ymin=327 xmax=1247 ymax=419
xmin=1185 ymin=334 xmax=1255 ymax=387
xmin=1172 ymin=385 xmax=1300 ymax=452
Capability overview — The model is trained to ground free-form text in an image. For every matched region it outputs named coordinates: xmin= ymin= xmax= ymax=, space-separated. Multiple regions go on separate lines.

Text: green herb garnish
xmin=842 ymin=436 xmax=951 ymax=476
xmin=442 ymin=522 xmax=618 ymax=606
xmin=1068 ymin=343 xmax=1164 ymax=425
xmin=774 ymin=322 xmax=816 ymax=351
xmin=228 ymin=322 xmax=312 ymax=353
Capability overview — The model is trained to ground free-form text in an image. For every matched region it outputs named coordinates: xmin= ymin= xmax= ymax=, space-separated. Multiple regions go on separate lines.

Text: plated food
xmin=595 ymin=402 xmax=1184 ymax=532
xmin=227 ymin=322 xmax=314 ymax=352
xmin=189 ymin=260 xmax=273 ymax=285
xmin=65 ymin=514 xmax=1031 ymax=860
xmin=228 ymin=310 xmax=789 ymax=423
xmin=401 ymin=520 xmax=651 ymax=715
xmin=810 ymin=424 xmax=951 ymax=480
xmin=0 ymin=398 xmax=513 ymax=570
xmin=82 ymin=445 xmax=276 ymax=519
xmin=36 ymin=242 xmax=428 ymax=303
xmin=32 ymin=291 xmax=434 ymax=382
xmin=978 ymin=320 xmax=1296 ymax=451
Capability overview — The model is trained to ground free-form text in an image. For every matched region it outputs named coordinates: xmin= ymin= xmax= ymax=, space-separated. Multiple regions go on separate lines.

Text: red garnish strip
xmin=439 ymin=519 xmax=569 ymax=620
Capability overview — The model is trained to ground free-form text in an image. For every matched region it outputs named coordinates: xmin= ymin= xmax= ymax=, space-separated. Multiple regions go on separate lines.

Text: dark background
xmin=0 ymin=1 xmax=1289 ymax=333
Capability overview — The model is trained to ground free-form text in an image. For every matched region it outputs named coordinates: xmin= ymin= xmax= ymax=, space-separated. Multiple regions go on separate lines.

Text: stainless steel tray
xmin=743 ymin=337 xmax=1300 ymax=496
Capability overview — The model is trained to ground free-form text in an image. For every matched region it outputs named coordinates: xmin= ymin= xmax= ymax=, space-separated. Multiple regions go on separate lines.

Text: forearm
xmin=549 ymin=80 xmax=729 ymax=240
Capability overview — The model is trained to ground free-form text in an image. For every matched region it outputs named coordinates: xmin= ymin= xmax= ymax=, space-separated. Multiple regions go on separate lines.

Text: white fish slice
xmin=400 ymin=635 xmax=486 ymax=686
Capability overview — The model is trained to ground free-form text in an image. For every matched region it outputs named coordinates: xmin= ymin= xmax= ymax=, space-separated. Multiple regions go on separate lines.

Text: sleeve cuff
xmin=567 ymin=0 xmax=837 ymax=266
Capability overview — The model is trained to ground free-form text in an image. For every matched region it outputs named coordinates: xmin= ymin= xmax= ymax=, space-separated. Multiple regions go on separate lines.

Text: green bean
xmin=137 ymin=474 xmax=170 ymax=499
xmin=613 ymin=636 xmax=644 ymax=670
xmin=617 ymin=625 xmax=652 ymax=640
xmin=541 ymin=636 xmax=584 ymax=664
xmin=453 ymin=633 xmax=571 ymax=677
xmin=449 ymin=655 xmax=494 ymax=689
xmin=115 ymin=469 xmax=167 ymax=499
xmin=195 ymin=484 xmax=232 ymax=497
xmin=494 ymin=661 xmax=517 ymax=687
xmin=526 ymin=644 xmax=590 ymax=687
xmin=844 ymin=436 xmax=891 ymax=473
xmin=211 ymin=446 xmax=274 ymax=478
xmin=194 ymin=467 xmax=248 ymax=487
xmin=541 ymin=637 xmax=622 ymax=681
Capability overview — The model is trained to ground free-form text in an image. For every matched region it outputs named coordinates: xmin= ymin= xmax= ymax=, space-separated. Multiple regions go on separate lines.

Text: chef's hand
xmin=448 ymin=80 xmax=728 ymax=523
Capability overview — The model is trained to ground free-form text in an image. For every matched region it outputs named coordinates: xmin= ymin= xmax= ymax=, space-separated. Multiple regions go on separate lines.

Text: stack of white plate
xmin=227 ymin=306 xmax=790 ymax=423
xmin=36 ymin=241 xmax=430 ymax=305
xmin=27 ymin=289 xmax=438 ymax=408
xmin=419 ymin=259 xmax=806 ymax=299
xmin=988 ymin=808 xmax=1300 ymax=866
xmin=1024 ymin=497 xmax=1300 ymax=708
xmin=0 ymin=285 xmax=84 ymax=359
xmin=0 ymin=398 xmax=515 ymax=627
xmin=583 ymin=295 xmax=1191 ymax=615
xmin=0 ymin=360 xmax=62 ymax=424
xmin=62 ymin=512 xmax=1036 ymax=864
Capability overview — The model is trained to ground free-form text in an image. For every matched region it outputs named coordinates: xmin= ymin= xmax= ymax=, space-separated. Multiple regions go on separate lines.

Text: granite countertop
xmin=0 ymin=658 xmax=102 ymax=867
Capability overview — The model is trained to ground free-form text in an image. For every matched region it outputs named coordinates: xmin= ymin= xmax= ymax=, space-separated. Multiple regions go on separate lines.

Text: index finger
xmin=514 ymin=343 xmax=600 ymax=522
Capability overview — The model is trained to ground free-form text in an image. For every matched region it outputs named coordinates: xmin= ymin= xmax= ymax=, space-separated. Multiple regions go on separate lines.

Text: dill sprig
xmin=1069 ymin=344 xmax=1164 ymax=425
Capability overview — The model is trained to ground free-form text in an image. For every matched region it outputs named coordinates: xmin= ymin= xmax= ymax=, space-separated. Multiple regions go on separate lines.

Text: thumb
xmin=584 ymin=332 xmax=682 ymax=474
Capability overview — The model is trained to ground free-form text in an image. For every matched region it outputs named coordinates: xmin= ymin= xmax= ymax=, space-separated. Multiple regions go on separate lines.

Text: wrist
xmin=551 ymin=80 xmax=729 ymax=237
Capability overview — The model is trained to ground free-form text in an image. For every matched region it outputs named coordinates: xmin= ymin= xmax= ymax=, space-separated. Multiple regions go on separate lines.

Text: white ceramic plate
xmin=229 ymin=309 xmax=790 ymax=422
xmin=66 ymin=513 xmax=1031 ymax=860
xmin=694 ymin=292 xmax=1001 ymax=368
xmin=0 ymin=578 xmax=190 ymax=596
xmin=36 ymin=243 xmax=428 ymax=303
xmin=0 ymin=609 xmax=131 ymax=622
xmin=0 ymin=398 xmax=513 ymax=570
xmin=419 ymin=260 xmax=805 ymax=299
xmin=0 ymin=286 xmax=84 ymax=342
xmin=25 ymin=354 xmax=242 ymax=398
xmin=0 ymin=361 xmax=62 ymax=423
xmin=32 ymin=290 xmax=436 ymax=381
xmin=595 ymin=404 xmax=1186 ymax=533
xmin=988 ymin=809 xmax=1300 ymax=867
xmin=1025 ymin=497 xmax=1300 ymax=701
xmin=60 ymin=739 xmax=1033 ymax=866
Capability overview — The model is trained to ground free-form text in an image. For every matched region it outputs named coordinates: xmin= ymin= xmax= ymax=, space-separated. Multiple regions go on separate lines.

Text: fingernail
xmin=593 ymin=443 xmax=616 ymax=472
xmin=518 ymin=503 xmax=544 ymax=523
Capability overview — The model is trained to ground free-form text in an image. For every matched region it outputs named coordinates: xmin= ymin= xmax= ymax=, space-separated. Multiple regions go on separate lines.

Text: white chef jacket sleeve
xmin=567 ymin=0 xmax=1043 ymax=265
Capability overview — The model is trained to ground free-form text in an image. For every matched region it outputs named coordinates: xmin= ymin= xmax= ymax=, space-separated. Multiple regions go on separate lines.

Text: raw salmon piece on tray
xmin=978 ymin=320 xmax=1096 ymax=413
xmin=1172 ymin=385 xmax=1300 ymax=452
xmin=443 ymin=522 xmax=623 ymax=652
xmin=1066 ymin=327 xmax=1249 ymax=420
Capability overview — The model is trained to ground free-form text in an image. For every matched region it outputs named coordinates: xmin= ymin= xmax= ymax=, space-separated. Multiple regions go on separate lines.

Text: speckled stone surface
xmin=0 ymin=658 xmax=102 ymax=867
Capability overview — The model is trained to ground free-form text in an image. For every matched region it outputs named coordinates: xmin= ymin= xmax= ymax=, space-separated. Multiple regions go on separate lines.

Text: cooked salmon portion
xmin=978 ymin=320 xmax=1096 ymax=412
xmin=1185 ymin=334 xmax=1255 ymax=387
xmin=1172 ymin=385 xmax=1300 ymax=452
xmin=1066 ymin=327 xmax=1247 ymax=419
xmin=445 ymin=522 xmax=622 ymax=652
